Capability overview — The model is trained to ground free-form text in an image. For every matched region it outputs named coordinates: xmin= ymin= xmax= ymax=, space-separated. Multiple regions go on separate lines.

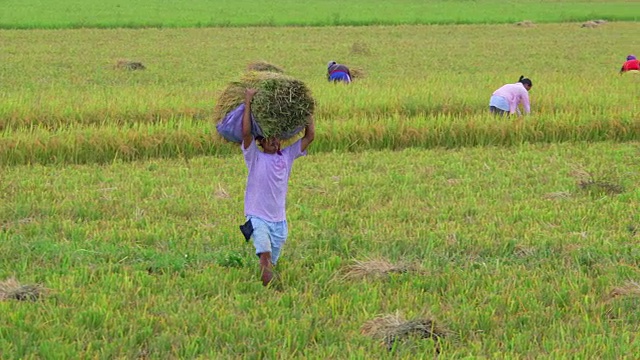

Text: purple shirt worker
xmin=240 ymin=88 xmax=315 ymax=286
xmin=489 ymin=75 xmax=533 ymax=116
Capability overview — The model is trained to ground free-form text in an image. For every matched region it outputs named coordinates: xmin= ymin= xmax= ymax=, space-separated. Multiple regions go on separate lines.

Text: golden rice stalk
xmin=0 ymin=277 xmax=46 ymax=301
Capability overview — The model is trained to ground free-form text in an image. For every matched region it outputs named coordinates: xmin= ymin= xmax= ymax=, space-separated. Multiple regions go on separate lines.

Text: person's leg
xmin=249 ymin=217 xmax=274 ymax=286
xmin=489 ymin=106 xmax=508 ymax=116
xmin=269 ymin=220 xmax=289 ymax=266
xmin=329 ymin=72 xmax=350 ymax=84
xmin=259 ymin=252 xmax=273 ymax=286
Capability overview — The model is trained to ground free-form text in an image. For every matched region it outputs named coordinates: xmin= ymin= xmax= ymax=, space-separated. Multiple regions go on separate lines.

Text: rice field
xmin=1 ymin=23 xmax=638 ymax=166
xmin=2 ymin=142 xmax=640 ymax=358
xmin=1 ymin=2 xmax=640 ymax=358
xmin=1 ymin=0 xmax=638 ymax=29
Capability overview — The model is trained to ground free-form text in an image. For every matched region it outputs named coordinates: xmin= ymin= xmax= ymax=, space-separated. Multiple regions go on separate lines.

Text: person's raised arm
xmin=300 ymin=115 xmax=315 ymax=152
xmin=242 ymin=88 xmax=258 ymax=149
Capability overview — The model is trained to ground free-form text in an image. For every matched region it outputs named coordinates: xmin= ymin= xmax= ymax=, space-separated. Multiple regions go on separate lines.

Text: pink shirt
xmin=242 ymin=139 xmax=306 ymax=222
xmin=492 ymin=83 xmax=531 ymax=115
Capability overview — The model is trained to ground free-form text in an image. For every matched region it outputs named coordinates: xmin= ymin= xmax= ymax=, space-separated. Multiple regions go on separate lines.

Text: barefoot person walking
xmin=240 ymin=88 xmax=315 ymax=286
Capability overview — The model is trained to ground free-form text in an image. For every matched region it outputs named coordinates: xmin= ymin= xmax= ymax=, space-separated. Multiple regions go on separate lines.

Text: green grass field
xmin=1 ymin=0 xmax=639 ymax=29
xmin=1 ymin=142 xmax=640 ymax=358
xmin=1 ymin=1 xmax=640 ymax=358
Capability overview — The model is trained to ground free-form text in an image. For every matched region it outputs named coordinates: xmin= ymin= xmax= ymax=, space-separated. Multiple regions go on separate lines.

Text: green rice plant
xmin=0 ymin=23 xmax=638 ymax=166
xmin=0 ymin=0 xmax=638 ymax=29
xmin=1 ymin=142 xmax=639 ymax=357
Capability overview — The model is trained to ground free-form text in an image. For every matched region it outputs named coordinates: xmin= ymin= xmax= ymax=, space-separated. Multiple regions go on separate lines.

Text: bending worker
xmin=489 ymin=75 xmax=532 ymax=116
xmin=327 ymin=61 xmax=352 ymax=84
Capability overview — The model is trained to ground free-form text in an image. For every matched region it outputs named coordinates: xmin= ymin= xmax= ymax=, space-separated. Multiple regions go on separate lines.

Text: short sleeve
xmin=282 ymin=139 xmax=306 ymax=162
xmin=242 ymin=138 xmax=258 ymax=165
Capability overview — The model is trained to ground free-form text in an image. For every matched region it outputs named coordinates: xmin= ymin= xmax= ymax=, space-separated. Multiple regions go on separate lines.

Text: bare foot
xmin=259 ymin=252 xmax=273 ymax=286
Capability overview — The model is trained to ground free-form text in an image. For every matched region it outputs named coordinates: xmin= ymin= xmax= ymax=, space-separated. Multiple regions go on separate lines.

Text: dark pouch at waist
xmin=239 ymin=220 xmax=254 ymax=242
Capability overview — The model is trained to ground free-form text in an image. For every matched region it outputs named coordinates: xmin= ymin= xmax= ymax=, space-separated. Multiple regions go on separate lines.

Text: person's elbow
xmin=304 ymin=129 xmax=315 ymax=143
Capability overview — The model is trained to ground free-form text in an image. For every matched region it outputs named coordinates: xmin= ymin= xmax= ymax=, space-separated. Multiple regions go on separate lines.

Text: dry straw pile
xmin=515 ymin=20 xmax=535 ymax=27
xmin=0 ymin=277 xmax=46 ymax=301
xmin=340 ymin=258 xmax=417 ymax=280
xmin=361 ymin=312 xmax=448 ymax=352
xmin=213 ymin=68 xmax=315 ymax=139
xmin=246 ymin=60 xmax=285 ymax=74
xmin=349 ymin=67 xmax=366 ymax=80
xmin=114 ymin=59 xmax=146 ymax=70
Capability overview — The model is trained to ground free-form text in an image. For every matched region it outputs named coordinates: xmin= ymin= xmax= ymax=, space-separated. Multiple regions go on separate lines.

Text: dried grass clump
xmin=349 ymin=67 xmax=366 ymax=80
xmin=543 ymin=191 xmax=571 ymax=200
xmin=515 ymin=20 xmax=535 ymax=27
xmin=608 ymin=281 xmax=640 ymax=300
xmin=350 ymin=41 xmax=372 ymax=55
xmin=341 ymin=258 xmax=415 ymax=280
xmin=578 ymin=179 xmax=624 ymax=195
xmin=361 ymin=313 xmax=448 ymax=352
xmin=246 ymin=60 xmax=285 ymax=74
xmin=213 ymin=71 xmax=314 ymax=138
xmin=513 ymin=244 xmax=535 ymax=258
xmin=114 ymin=59 xmax=146 ymax=70
xmin=571 ymin=169 xmax=624 ymax=196
xmin=0 ymin=278 xmax=46 ymax=301
xmin=581 ymin=21 xmax=599 ymax=28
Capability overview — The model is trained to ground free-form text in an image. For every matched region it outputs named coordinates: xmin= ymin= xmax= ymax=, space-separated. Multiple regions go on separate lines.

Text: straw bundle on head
xmin=246 ymin=60 xmax=285 ymax=74
xmin=213 ymin=71 xmax=315 ymax=139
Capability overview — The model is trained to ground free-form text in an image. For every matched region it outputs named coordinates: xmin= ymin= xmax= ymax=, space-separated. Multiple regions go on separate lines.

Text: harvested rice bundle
xmin=246 ymin=60 xmax=285 ymax=74
xmin=361 ymin=313 xmax=448 ymax=352
xmin=349 ymin=66 xmax=366 ymax=80
xmin=215 ymin=71 xmax=314 ymax=141
xmin=340 ymin=258 xmax=414 ymax=280
xmin=0 ymin=277 xmax=46 ymax=301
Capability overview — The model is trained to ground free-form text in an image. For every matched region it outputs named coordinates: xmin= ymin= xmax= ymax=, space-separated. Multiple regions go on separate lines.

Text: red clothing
xmin=622 ymin=59 xmax=640 ymax=72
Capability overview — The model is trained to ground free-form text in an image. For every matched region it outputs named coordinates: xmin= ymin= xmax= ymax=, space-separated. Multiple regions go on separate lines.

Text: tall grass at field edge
xmin=1 ymin=115 xmax=638 ymax=166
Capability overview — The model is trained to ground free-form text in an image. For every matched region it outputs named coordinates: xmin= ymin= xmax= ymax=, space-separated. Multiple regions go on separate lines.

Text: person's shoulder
xmin=242 ymin=138 xmax=258 ymax=153
xmin=282 ymin=139 xmax=304 ymax=155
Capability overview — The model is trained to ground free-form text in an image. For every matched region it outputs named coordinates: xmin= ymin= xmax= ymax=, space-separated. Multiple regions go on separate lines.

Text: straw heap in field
xmin=213 ymin=71 xmax=314 ymax=138
xmin=341 ymin=258 xmax=414 ymax=280
xmin=349 ymin=67 xmax=366 ymax=80
xmin=0 ymin=277 xmax=46 ymax=301
xmin=246 ymin=60 xmax=285 ymax=74
xmin=361 ymin=313 xmax=448 ymax=352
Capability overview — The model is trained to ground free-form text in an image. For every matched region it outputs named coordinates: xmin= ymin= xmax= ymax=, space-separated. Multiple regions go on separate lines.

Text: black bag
xmin=239 ymin=220 xmax=254 ymax=242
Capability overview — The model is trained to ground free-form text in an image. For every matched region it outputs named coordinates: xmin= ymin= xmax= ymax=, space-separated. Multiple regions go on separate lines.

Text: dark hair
xmin=518 ymin=75 xmax=532 ymax=87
